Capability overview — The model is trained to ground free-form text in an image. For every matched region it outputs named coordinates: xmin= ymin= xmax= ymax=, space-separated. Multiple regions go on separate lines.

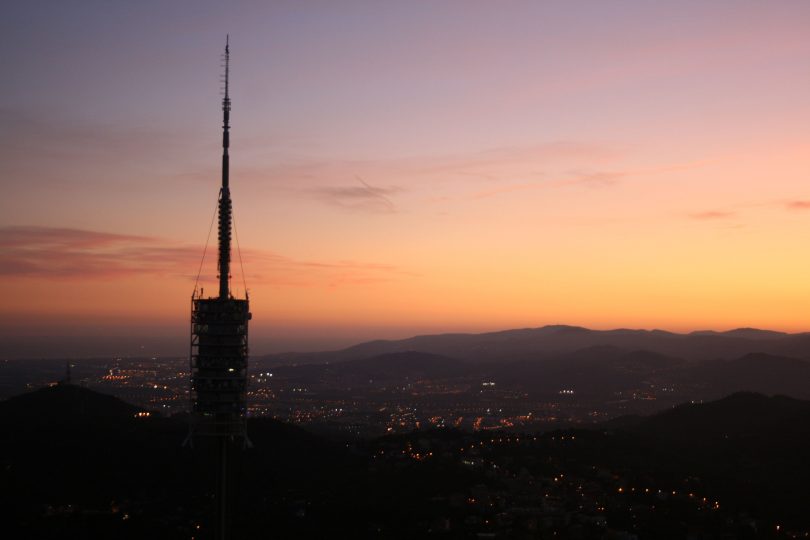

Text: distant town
xmin=0 ymin=349 xmax=748 ymax=439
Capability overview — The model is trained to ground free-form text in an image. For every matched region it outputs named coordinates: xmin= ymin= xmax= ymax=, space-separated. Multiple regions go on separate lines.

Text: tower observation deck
xmin=189 ymin=36 xmax=251 ymax=441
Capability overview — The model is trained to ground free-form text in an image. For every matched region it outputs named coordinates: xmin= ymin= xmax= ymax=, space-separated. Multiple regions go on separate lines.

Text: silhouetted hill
xmin=0 ymin=385 xmax=364 ymax=539
xmin=598 ymin=413 xmax=645 ymax=430
xmin=682 ymin=353 xmax=810 ymax=399
xmin=555 ymin=392 xmax=810 ymax=529
xmin=258 ymin=324 xmax=810 ymax=367
xmin=635 ymin=392 xmax=810 ymax=441
xmin=263 ymin=338 xmax=810 ymax=401
xmin=495 ymin=347 xmax=686 ymax=396
xmin=344 ymin=351 xmax=467 ymax=377
xmin=506 ymin=349 xmax=810 ymax=401
xmin=0 ymin=382 xmax=142 ymax=424
xmin=690 ymin=328 xmax=789 ymax=340
xmin=272 ymin=351 xmax=469 ymax=383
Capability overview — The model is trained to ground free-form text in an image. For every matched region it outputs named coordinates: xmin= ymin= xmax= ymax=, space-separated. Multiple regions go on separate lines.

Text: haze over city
xmin=2 ymin=1 xmax=810 ymax=356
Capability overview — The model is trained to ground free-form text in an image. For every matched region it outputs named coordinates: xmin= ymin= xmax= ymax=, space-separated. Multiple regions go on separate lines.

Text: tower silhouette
xmin=188 ymin=36 xmax=251 ymax=540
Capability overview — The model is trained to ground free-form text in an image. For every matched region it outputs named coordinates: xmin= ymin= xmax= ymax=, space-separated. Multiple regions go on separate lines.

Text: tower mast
xmin=188 ymin=36 xmax=252 ymax=540
xmin=218 ymin=35 xmax=232 ymax=300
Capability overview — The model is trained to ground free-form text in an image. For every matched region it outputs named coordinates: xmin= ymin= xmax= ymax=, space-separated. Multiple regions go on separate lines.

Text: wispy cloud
xmin=0 ymin=227 xmax=152 ymax=249
xmin=0 ymin=108 xmax=194 ymax=189
xmin=0 ymin=226 xmax=411 ymax=287
xmin=407 ymin=142 xmax=617 ymax=181
xmin=559 ymin=170 xmax=626 ymax=188
xmin=469 ymin=182 xmax=539 ymax=200
xmin=178 ymin=140 xmax=617 ymax=192
xmin=786 ymin=200 xmax=810 ymax=210
xmin=468 ymin=169 xmax=625 ymax=200
xmin=0 ymin=109 xmax=182 ymax=160
xmin=0 ymin=226 xmax=189 ymax=279
xmin=171 ymin=140 xmax=628 ymax=213
xmin=687 ymin=197 xmax=810 ymax=222
xmin=689 ymin=210 xmax=736 ymax=220
xmin=310 ymin=177 xmax=400 ymax=213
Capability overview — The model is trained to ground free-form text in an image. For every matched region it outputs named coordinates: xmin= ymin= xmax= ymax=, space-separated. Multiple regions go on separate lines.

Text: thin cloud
xmin=0 ymin=109 xmax=182 ymax=159
xmin=786 ymin=200 xmax=810 ymax=210
xmin=0 ymin=226 xmax=411 ymax=287
xmin=559 ymin=170 xmax=625 ymax=188
xmin=0 ymin=226 xmax=202 ymax=280
xmin=469 ymin=170 xmax=624 ymax=200
xmin=0 ymin=108 xmax=194 ymax=188
xmin=470 ymin=182 xmax=539 ymax=200
xmin=174 ymin=140 xmax=622 ymax=210
xmin=181 ymin=141 xmax=617 ymax=189
xmin=410 ymin=141 xmax=617 ymax=180
xmin=311 ymin=177 xmax=400 ymax=213
xmin=0 ymin=226 xmax=152 ymax=249
xmin=689 ymin=211 xmax=737 ymax=220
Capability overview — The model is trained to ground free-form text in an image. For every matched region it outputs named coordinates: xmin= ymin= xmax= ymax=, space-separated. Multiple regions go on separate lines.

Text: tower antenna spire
xmin=218 ymin=35 xmax=232 ymax=299
xmin=224 ymin=34 xmax=230 ymax=100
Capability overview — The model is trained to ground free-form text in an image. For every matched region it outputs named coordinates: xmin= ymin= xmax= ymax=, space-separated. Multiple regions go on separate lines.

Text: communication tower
xmin=188 ymin=36 xmax=251 ymax=540
xmin=189 ymin=36 xmax=251 ymax=440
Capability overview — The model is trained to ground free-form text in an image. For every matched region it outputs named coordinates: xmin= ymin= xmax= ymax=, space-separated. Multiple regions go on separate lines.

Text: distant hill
xmin=690 ymin=328 xmax=789 ymax=340
xmin=577 ymin=392 xmax=810 ymax=527
xmin=493 ymin=347 xmax=686 ymax=395
xmin=0 ymin=384 xmax=365 ymax=539
xmin=679 ymin=353 xmax=810 ymax=400
xmin=257 ymin=324 xmax=810 ymax=367
xmin=0 ymin=382 xmax=142 ymax=424
xmin=635 ymin=391 xmax=810 ymax=442
xmin=271 ymin=351 xmax=470 ymax=383
xmin=261 ymin=333 xmax=810 ymax=401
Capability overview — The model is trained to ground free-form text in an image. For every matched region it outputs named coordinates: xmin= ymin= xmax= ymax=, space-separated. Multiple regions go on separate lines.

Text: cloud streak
xmin=559 ymin=170 xmax=625 ymax=188
xmin=0 ymin=226 xmax=411 ymax=287
xmin=310 ymin=177 xmax=400 ymax=213
xmin=468 ymin=169 xmax=626 ymax=200
xmin=786 ymin=200 xmax=810 ymax=211
xmin=0 ymin=109 xmax=183 ymax=163
xmin=178 ymin=140 xmax=618 ymax=196
xmin=689 ymin=211 xmax=736 ymax=220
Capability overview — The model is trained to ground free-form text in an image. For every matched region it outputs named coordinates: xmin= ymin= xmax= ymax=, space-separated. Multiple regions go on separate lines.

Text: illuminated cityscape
xmin=0 ymin=343 xmax=781 ymax=438
xmin=3 ymin=356 xmax=809 ymax=537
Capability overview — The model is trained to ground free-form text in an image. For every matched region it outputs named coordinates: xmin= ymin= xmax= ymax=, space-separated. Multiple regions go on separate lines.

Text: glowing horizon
xmin=2 ymin=2 xmax=810 ymax=354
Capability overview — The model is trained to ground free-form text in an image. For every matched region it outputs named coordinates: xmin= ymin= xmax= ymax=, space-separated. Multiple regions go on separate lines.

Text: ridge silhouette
xmin=4 ymin=385 xmax=810 ymax=537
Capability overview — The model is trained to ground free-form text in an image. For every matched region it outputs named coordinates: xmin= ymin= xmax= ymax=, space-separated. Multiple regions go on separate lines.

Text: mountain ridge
xmin=258 ymin=324 xmax=810 ymax=367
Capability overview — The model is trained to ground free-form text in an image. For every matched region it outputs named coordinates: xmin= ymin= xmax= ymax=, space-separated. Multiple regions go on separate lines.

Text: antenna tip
xmin=226 ymin=34 xmax=229 ymax=52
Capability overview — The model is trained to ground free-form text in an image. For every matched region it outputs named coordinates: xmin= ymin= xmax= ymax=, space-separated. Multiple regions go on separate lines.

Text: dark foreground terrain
xmin=2 ymin=384 xmax=809 ymax=539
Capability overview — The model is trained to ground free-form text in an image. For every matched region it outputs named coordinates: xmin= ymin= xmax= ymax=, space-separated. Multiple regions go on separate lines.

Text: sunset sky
xmin=2 ymin=1 xmax=810 ymax=356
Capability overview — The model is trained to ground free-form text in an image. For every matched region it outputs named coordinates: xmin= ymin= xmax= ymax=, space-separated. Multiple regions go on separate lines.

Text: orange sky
xmin=2 ymin=2 xmax=810 ymax=354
